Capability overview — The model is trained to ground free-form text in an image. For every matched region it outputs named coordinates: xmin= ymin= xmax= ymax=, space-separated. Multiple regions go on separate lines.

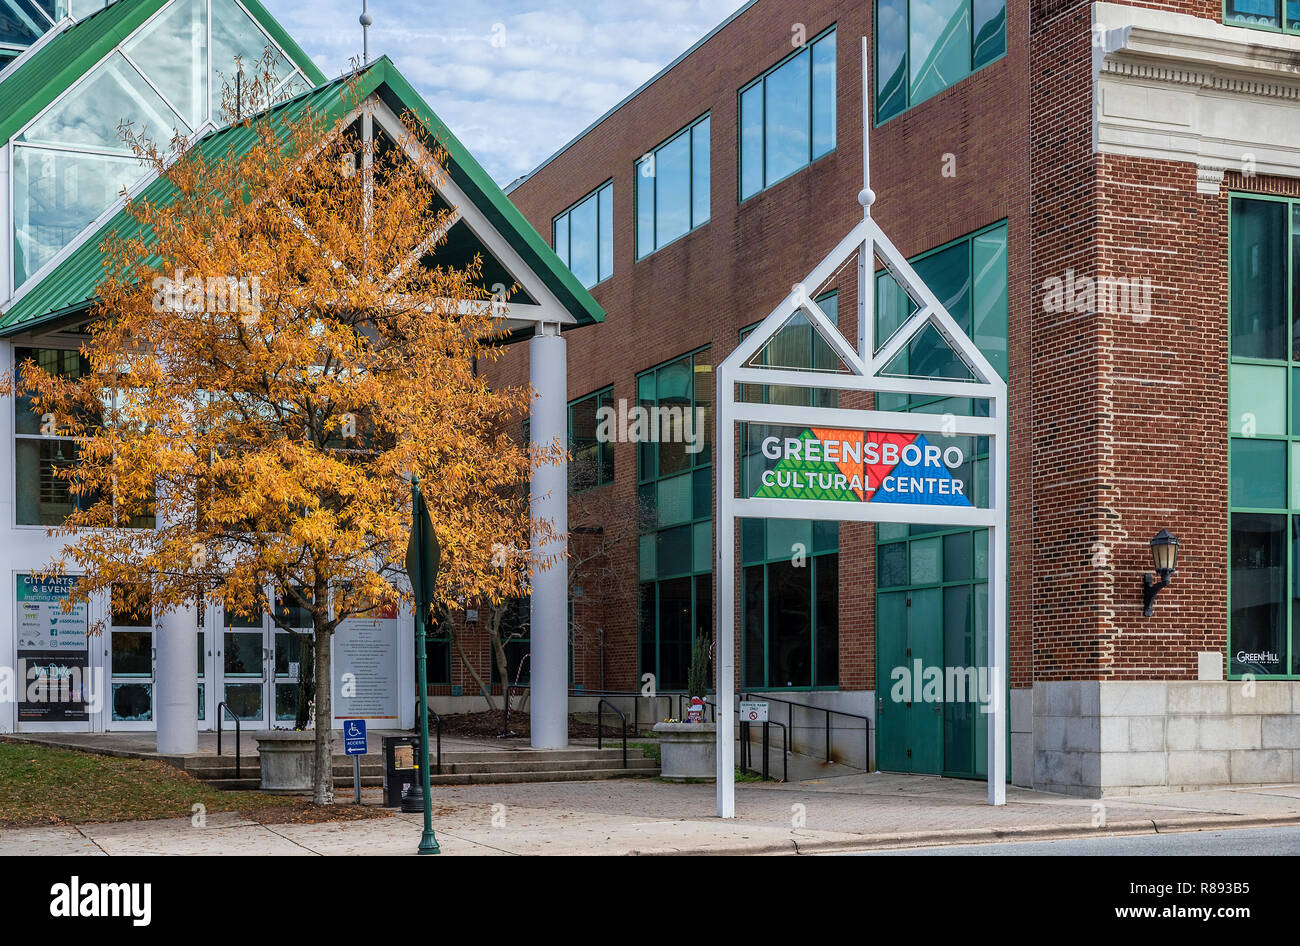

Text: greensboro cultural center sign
xmin=747 ymin=426 xmax=977 ymax=507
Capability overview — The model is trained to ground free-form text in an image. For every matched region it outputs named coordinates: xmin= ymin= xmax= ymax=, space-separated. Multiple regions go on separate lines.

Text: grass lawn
xmin=0 ymin=742 xmax=384 ymax=828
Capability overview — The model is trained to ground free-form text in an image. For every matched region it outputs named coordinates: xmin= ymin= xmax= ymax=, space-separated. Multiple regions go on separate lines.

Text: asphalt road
xmin=848 ymin=824 xmax=1300 ymax=855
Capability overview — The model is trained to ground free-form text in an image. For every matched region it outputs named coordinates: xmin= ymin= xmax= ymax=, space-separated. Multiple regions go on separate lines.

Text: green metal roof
xmin=0 ymin=57 xmax=605 ymax=335
xmin=0 ymin=0 xmax=326 ymax=146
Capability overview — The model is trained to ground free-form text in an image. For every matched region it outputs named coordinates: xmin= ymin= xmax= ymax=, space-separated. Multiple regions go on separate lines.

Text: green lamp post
xmin=405 ymin=476 xmax=441 ymax=855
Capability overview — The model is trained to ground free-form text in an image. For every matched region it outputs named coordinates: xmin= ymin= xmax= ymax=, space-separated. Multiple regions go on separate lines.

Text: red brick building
xmin=440 ymin=0 xmax=1300 ymax=796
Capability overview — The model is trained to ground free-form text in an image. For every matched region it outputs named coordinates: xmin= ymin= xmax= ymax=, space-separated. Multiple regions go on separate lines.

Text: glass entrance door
xmin=217 ymin=592 xmax=311 ymax=728
xmin=108 ymin=585 xmax=154 ymax=729
xmin=221 ymin=606 xmax=268 ymax=727
xmin=271 ymin=590 xmax=310 ymax=727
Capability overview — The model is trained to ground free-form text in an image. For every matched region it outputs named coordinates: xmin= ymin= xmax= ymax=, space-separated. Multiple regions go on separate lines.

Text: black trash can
xmin=382 ymin=735 xmax=422 ymax=808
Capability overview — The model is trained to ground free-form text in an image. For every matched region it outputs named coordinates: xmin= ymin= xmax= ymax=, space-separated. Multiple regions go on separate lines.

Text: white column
xmin=529 ymin=325 xmax=568 ymax=749
xmin=715 ymin=363 xmax=735 ymax=818
xmin=986 ymin=405 xmax=1008 ymax=805
xmin=155 ymin=603 xmax=198 ymax=754
xmin=155 ymin=447 xmax=198 ymax=753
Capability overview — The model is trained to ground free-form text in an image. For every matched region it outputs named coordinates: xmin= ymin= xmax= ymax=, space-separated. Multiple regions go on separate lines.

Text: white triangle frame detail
xmin=721 ymin=216 xmax=1005 ymax=400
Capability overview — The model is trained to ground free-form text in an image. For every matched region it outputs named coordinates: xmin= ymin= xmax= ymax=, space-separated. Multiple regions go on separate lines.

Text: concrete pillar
xmin=155 ymin=602 xmax=199 ymax=754
xmin=529 ymin=325 xmax=568 ymax=749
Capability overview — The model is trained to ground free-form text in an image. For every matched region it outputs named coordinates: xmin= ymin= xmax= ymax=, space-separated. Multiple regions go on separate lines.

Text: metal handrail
xmin=569 ymin=689 xmax=671 ymax=733
xmin=595 ymin=699 xmax=628 ymax=768
xmin=413 ymin=700 xmax=443 ymax=774
xmin=740 ymin=718 xmax=788 ymax=783
xmin=216 ymin=701 xmax=241 ymax=779
xmin=702 ymin=697 xmax=786 ymax=782
xmin=741 ymin=692 xmax=872 ymax=770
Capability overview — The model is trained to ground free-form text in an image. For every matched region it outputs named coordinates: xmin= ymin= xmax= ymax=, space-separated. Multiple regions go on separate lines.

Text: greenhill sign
xmin=749 ymin=426 xmax=976 ymax=507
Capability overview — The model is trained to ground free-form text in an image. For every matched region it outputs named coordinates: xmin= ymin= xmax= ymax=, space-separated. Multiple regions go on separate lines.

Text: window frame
xmin=635 ymin=345 xmax=713 ymax=691
xmin=1223 ymin=0 xmax=1300 ymax=34
xmin=1227 ymin=191 xmax=1300 ymax=679
xmin=568 ymin=385 xmax=615 ymax=492
xmin=737 ymin=25 xmax=838 ymax=203
xmin=873 ymin=0 xmax=1007 ymax=126
xmin=635 ymin=112 xmax=711 ymax=260
xmin=551 ymin=179 xmax=614 ymax=289
xmin=740 ymin=521 xmax=840 ymax=691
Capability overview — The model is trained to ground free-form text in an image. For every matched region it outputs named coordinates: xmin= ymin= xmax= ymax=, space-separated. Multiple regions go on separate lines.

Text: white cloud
xmin=260 ymin=0 xmax=749 ymax=183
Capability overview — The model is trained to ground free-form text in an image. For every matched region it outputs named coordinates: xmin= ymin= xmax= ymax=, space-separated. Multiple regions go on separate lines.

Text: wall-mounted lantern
xmin=1142 ymin=529 xmax=1179 ymax=617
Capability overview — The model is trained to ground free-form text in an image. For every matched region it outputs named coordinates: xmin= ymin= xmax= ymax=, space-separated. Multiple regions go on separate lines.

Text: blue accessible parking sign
xmin=343 ymin=719 xmax=367 ymax=755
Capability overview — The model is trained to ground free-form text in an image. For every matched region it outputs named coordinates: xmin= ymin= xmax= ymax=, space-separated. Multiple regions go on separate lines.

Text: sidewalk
xmin=7 ymin=772 xmax=1300 ymax=855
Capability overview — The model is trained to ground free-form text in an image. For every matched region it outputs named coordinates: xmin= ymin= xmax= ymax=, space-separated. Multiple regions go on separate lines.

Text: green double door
xmin=877 ymin=589 xmax=943 ymax=774
xmin=876 ymin=586 xmax=988 ymax=778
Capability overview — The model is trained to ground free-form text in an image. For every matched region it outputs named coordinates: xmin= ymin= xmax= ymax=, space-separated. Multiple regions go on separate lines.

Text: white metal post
xmin=529 ymin=325 xmax=568 ymax=749
xmin=857 ymin=37 xmax=874 ymax=362
xmin=987 ymin=401 xmax=1009 ymax=805
xmin=715 ymin=362 xmax=735 ymax=818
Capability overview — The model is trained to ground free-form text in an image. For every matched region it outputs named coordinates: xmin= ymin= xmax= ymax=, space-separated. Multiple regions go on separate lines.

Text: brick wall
xmin=451 ymin=0 xmax=1246 ymax=696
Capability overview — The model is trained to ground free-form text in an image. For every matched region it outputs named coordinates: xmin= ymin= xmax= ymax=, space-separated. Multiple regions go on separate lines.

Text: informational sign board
xmin=332 ymin=603 xmax=399 ymax=724
xmin=16 ymin=574 xmax=90 ymax=723
xmin=739 ymin=701 xmax=769 ymax=723
xmin=747 ymin=426 xmax=977 ymax=507
xmin=343 ymin=719 xmax=368 ymax=755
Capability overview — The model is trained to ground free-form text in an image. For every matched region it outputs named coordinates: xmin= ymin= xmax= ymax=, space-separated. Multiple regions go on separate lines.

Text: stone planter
xmin=254 ymin=730 xmax=330 ymax=793
xmin=652 ymin=722 xmax=716 ymax=781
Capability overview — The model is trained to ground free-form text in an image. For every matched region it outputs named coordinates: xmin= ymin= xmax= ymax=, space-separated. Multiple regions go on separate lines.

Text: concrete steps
xmin=187 ymin=745 xmax=659 ymax=790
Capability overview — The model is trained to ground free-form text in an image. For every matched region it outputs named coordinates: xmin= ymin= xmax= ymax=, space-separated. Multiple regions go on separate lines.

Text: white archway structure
xmin=713 ymin=39 xmax=1009 ymax=817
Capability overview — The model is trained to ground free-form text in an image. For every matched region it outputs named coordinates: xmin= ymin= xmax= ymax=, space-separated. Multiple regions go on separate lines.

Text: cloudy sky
xmin=260 ymin=0 xmax=750 ymax=186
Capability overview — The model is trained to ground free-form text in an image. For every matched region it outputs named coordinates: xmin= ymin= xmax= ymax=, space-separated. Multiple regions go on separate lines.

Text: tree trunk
xmin=490 ymin=631 xmax=512 ymax=734
xmin=451 ymin=623 xmax=496 ymax=712
xmin=312 ymin=623 xmax=333 ymax=806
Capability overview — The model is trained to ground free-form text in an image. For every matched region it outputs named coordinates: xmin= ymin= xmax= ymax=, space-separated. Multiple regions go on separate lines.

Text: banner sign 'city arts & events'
xmin=747 ymin=426 xmax=978 ymax=507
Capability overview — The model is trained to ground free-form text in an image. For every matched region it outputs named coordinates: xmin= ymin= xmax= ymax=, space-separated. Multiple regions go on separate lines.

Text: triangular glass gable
xmin=873 ymin=260 xmax=922 ymax=356
xmin=880 ymin=320 xmax=977 ymax=382
xmin=9 ymin=0 xmax=313 ymax=292
xmin=19 ymin=50 xmax=187 ymax=149
xmin=124 ymin=0 xmax=208 ymax=129
xmin=744 ymin=304 xmax=852 ymax=374
xmin=210 ymin=0 xmax=292 ymax=118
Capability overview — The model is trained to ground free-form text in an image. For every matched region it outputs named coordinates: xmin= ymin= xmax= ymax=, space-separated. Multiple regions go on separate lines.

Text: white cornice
xmin=1092 ymin=2 xmax=1300 ymax=190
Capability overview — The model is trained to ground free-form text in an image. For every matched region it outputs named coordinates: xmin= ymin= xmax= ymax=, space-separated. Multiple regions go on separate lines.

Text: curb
xmin=631 ymin=814 xmax=1300 ymax=856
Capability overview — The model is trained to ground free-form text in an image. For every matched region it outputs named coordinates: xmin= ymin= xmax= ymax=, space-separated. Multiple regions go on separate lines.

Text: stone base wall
xmin=1033 ymin=681 xmax=1300 ymax=796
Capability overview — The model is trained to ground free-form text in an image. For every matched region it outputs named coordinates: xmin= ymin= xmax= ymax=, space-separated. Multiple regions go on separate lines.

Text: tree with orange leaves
xmin=10 ymin=65 xmax=558 ymax=805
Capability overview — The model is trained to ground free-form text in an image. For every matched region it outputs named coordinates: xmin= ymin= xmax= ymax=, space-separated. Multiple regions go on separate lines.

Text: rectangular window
xmin=740 ymin=518 xmax=839 ymax=689
xmin=553 ymin=181 xmax=614 ymax=288
xmin=14 ymin=347 xmax=96 ymax=526
xmin=636 ymin=114 xmax=710 ymax=259
xmin=569 ymin=386 xmax=615 ymax=491
xmin=638 ymin=347 xmax=713 ymax=690
xmin=1227 ymin=193 xmax=1300 ymax=677
xmin=875 ymin=0 xmax=1006 ymax=123
xmin=1225 ymin=0 xmax=1300 ymax=32
xmin=739 ymin=27 xmax=837 ymax=201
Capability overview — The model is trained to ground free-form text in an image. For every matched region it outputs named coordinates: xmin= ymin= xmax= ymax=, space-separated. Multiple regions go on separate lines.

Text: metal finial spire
xmin=360 ymin=0 xmax=373 ymax=65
